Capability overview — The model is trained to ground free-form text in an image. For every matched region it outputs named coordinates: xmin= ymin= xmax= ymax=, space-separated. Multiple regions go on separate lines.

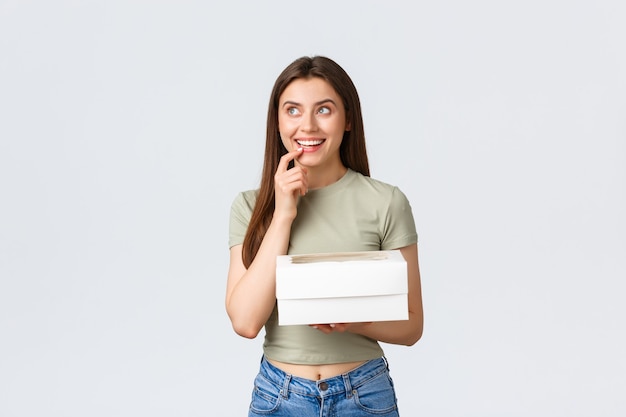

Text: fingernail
xmin=329 ymin=324 xmax=336 ymax=328
xmin=297 ymin=147 xmax=303 ymax=151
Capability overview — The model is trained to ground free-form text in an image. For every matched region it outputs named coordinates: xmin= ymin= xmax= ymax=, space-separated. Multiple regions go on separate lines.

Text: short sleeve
xmin=228 ymin=190 xmax=257 ymax=248
xmin=380 ymin=187 xmax=418 ymax=250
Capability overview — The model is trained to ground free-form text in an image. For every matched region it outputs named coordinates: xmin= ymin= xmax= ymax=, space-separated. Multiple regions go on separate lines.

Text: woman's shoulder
xmin=235 ymin=188 xmax=259 ymax=201
xmin=349 ymin=170 xmax=413 ymax=209
xmin=230 ymin=189 xmax=259 ymax=214
xmin=349 ymin=170 xmax=402 ymax=195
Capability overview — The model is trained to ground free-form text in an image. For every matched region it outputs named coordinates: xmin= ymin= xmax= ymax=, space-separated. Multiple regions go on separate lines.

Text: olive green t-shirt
xmin=228 ymin=169 xmax=417 ymax=364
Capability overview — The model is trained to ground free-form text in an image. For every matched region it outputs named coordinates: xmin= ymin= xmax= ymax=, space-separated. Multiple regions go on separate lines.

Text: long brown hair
xmin=242 ymin=56 xmax=370 ymax=267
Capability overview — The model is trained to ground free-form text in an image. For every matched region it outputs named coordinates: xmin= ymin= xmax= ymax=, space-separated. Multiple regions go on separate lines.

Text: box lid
xmin=276 ymin=250 xmax=407 ymax=300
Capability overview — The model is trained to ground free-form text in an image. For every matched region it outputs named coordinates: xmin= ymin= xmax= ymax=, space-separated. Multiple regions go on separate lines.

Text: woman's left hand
xmin=309 ymin=322 xmax=372 ymax=334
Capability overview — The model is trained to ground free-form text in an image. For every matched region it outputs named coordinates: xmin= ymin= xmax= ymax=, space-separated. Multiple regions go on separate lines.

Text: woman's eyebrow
xmin=315 ymin=99 xmax=336 ymax=106
xmin=281 ymin=98 xmax=336 ymax=107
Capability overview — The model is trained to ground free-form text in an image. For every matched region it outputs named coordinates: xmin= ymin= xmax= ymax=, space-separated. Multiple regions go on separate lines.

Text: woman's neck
xmin=304 ymin=164 xmax=348 ymax=190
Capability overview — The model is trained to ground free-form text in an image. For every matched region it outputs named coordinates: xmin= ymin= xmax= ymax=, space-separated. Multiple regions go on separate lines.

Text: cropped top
xmin=228 ymin=169 xmax=417 ymax=364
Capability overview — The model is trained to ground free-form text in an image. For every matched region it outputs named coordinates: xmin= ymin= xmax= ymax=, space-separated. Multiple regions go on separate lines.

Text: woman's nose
xmin=300 ymin=111 xmax=318 ymax=132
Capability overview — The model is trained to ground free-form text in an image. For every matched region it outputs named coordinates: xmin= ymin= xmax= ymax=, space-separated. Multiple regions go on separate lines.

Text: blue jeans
xmin=248 ymin=356 xmax=400 ymax=416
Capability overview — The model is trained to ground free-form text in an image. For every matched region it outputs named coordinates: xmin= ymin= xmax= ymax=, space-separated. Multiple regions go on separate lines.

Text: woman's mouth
xmin=296 ymin=139 xmax=325 ymax=152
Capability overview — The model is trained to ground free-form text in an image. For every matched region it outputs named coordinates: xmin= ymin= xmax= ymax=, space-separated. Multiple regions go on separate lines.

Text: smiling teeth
xmin=297 ymin=139 xmax=324 ymax=146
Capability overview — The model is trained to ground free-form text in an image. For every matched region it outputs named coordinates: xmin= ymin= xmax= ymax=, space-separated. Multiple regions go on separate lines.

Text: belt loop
xmin=342 ymin=373 xmax=353 ymax=399
xmin=280 ymin=373 xmax=291 ymax=399
xmin=382 ymin=356 xmax=390 ymax=371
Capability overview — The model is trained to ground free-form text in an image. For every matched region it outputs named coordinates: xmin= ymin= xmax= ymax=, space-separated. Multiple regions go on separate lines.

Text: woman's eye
xmin=318 ymin=106 xmax=331 ymax=115
xmin=287 ymin=107 xmax=300 ymax=116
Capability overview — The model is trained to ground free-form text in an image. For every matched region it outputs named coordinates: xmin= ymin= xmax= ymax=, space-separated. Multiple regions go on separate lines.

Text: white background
xmin=1 ymin=1 xmax=625 ymax=416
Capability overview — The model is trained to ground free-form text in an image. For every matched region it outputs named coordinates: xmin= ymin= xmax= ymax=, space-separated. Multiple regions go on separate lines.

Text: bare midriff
xmin=267 ymin=358 xmax=367 ymax=381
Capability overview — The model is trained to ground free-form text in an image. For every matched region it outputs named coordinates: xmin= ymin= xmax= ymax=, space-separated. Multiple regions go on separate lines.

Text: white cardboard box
xmin=275 ymin=250 xmax=408 ymax=326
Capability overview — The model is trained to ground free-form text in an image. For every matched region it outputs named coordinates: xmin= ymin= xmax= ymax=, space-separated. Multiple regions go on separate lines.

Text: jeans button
xmin=319 ymin=381 xmax=329 ymax=391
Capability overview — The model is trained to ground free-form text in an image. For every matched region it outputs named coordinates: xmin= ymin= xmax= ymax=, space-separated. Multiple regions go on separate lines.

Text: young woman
xmin=226 ymin=56 xmax=423 ymax=416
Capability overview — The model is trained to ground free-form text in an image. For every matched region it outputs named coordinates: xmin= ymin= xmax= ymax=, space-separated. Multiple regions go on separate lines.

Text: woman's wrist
xmin=271 ymin=210 xmax=297 ymax=225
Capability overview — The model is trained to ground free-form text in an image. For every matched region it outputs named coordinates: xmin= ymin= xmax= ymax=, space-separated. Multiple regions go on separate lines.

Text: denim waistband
xmin=259 ymin=356 xmax=389 ymax=398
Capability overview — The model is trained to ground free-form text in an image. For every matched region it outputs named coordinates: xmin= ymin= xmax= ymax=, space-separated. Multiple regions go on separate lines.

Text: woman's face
xmin=278 ymin=77 xmax=350 ymax=172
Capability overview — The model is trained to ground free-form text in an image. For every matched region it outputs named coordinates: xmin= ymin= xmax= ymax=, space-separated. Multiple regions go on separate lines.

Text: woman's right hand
xmin=226 ymin=148 xmax=306 ymax=339
xmin=274 ymin=147 xmax=307 ymax=221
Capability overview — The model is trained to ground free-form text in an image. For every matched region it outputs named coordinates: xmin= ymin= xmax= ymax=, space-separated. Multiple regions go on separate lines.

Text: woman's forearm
xmin=226 ymin=214 xmax=293 ymax=338
xmin=352 ymin=312 xmax=423 ymax=346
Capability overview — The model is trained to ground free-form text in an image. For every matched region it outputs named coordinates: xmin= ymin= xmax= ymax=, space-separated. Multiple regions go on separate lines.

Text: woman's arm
xmin=225 ymin=148 xmax=306 ymax=339
xmin=225 ymin=220 xmax=292 ymax=339
xmin=312 ymin=243 xmax=424 ymax=346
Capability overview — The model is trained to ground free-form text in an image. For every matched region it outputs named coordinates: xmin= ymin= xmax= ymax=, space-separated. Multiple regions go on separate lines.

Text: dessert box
xmin=275 ymin=250 xmax=408 ymax=326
